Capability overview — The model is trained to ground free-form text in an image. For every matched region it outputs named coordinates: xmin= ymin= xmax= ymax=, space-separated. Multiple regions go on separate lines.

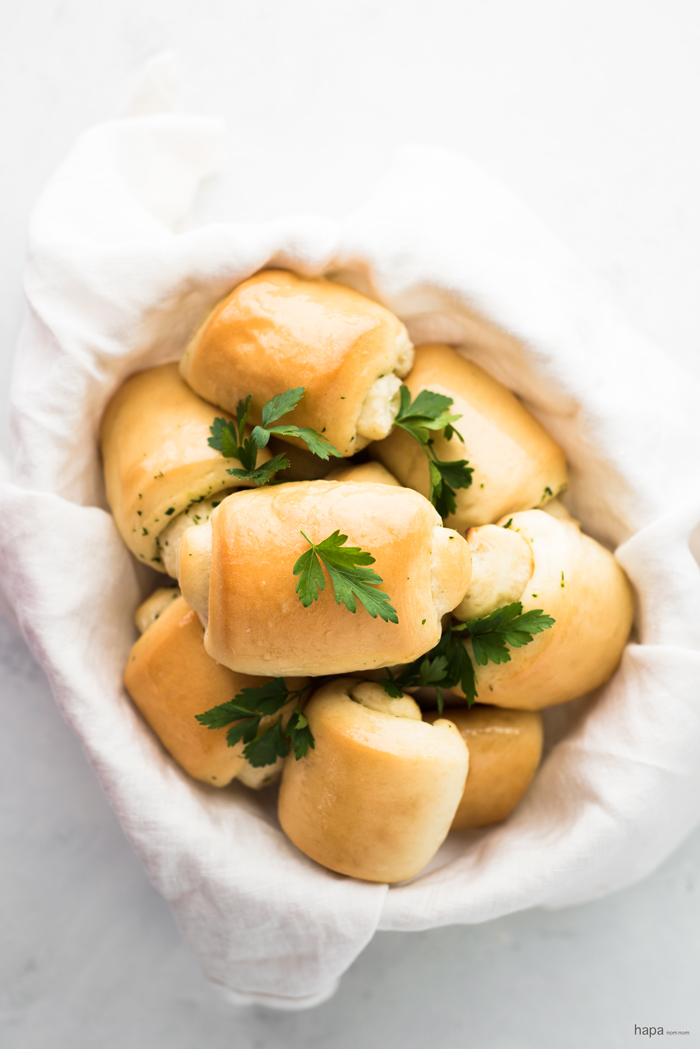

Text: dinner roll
xmin=452 ymin=510 xmax=634 ymax=709
xmin=371 ymin=344 xmax=568 ymax=530
xmin=100 ymin=363 xmax=270 ymax=571
xmin=178 ymin=480 xmax=471 ymax=678
xmin=179 ymin=269 xmax=414 ymax=457
xmin=278 ymin=679 xmax=469 ymax=882
xmin=124 ymin=594 xmax=307 ymax=788
xmin=424 ymin=706 xmax=543 ymax=829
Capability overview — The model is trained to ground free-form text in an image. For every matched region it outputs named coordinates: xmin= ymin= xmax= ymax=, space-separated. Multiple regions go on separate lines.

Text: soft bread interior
xmin=454 ymin=524 xmax=534 ymax=621
xmin=349 ymin=680 xmax=422 ymax=720
xmin=158 ymin=491 xmax=235 ymax=578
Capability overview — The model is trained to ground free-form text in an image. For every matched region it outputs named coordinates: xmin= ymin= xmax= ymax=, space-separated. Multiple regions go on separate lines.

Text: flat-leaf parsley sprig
xmin=381 ymin=601 xmax=555 ymax=712
xmin=208 ymin=386 xmax=341 ymax=487
xmin=393 ymin=386 xmax=474 ymax=518
xmin=195 ymin=678 xmax=314 ymax=767
xmin=294 ymin=530 xmax=399 ymax=623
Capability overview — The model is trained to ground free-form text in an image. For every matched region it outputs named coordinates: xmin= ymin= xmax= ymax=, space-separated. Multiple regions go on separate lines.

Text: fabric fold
xmin=2 ymin=58 xmax=700 ymax=1006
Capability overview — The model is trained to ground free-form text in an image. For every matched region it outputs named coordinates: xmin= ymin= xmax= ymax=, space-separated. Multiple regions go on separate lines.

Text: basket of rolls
xmin=2 ymin=64 xmax=700 ymax=1009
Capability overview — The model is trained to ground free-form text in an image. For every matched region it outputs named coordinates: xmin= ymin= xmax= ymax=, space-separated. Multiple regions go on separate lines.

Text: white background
xmin=1 ymin=2 xmax=699 ymax=1045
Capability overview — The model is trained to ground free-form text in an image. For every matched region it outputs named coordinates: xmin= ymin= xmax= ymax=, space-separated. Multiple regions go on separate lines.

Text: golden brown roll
xmin=278 ymin=679 xmax=469 ymax=882
xmin=178 ymin=480 xmax=472 ymax=678
xmin=124 ymin=594 xmax=307 ymax=788
xmin=371 ymin=344 xmax=568 ymax=530
xmin=324 ymin=461 xmax=401 ymax=486
xmin=179 ymin=269 xmax=415 ymax=457
xmin=424 ymin=706 xmax=543 ymax=829
xmin=100 ymin=363 xmax=270 ymax=571
xmin=452 ymin=509 xmax=634 ymax=709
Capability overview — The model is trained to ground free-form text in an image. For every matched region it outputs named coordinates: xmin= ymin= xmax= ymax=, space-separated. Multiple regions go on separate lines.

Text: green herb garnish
xmin=208 ymin=387 xmax=341 ymax=486
xmin=380 ymin=602 xmax=554 ymax=713
xmin=393 ymin=386 xmax=473 ymax=517
xmin=293 ymin=530 xmax=398 ymax=623
xmin=195 ymin=678 xmax=313 ymax=767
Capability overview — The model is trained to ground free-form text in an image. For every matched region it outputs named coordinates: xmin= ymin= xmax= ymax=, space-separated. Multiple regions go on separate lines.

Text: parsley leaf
xmin=284 ymin=708 xmax=315 ymax=760
xmin=227 ymin=452 xmax=290 ymax=486
xmin=195 ymin=678 xmax=312 ymax=767
xmin=208 ymin=416 xmax=240 ymax=460
xmin=265 ymin=425 xmax=339 ymax=460
xmin=394 ymin=387 xmax=463 ymax=443
xmin=469 ymin=631 xmax=511 ymax=666
xmin=381 ymin=627 xmax=476 ymax=706
xmin=262 ymin=387 xmax=306 ymax=427
xmin=243 ymin=719 xmax=291 ymax=767
xmin=393 ymin=385 xmax=473 ymax=518
xmin=236 ymin=395 xmax=252 ymax=444
xmin=380 ymin=602 xmax=554 ymax=707
xmin=225 ymin=717 xmax=261 ymax=748
xmin=208 ymin=387 xmax=341 ymax=486
xmin=293 ymin=530 xmax=399 ymax=623
xmin=380 ymin=657 xmax=452 ymax=715
xmin=428 ymin=457 xmax=473 ymax=518
xmin=431 ymin=456 xmax=474 ymax=491
xmin=194 ymin=697 xmax=259 ymax=729
xmin=234 ymin=677 xmax=295 ymax=716
xmin=454 ymin=603 xmax=556 ymax=649
xmin=502 ymin=607 xmax=557 ymax=641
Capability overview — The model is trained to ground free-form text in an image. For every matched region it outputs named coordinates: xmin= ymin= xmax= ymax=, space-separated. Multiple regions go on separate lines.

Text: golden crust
xmin=455 ymin=510 xmax=634 ymax=709
xmin=124 ymin=595 xmax=306 ymax=787
xmin=371 ymin=344 xmax=569 ymax=530
xmin=179 ymin=269 xmax=411 ymax=457
xmin=425 ymin=705 xmax=543 ymax=829
xmin=100 ymin=363 xmax=269 ymax=565
xmin=278 ymin=678 xmax=469 ymax=882
xmin=179 ymin=480 xmax=472 ymax=678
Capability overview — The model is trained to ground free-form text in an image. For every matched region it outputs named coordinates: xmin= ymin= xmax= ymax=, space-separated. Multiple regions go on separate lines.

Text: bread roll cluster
xmin=102 ymin=269 xmax=634 ymax=884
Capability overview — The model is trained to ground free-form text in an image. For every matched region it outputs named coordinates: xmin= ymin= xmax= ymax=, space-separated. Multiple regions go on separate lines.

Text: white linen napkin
xmin=2 ymin=55 xmax=700 ymax=1008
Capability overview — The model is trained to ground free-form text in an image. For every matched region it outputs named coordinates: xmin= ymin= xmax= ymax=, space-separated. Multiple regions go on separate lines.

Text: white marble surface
xmin=2 ymin=2 xmax=700 ymax=1044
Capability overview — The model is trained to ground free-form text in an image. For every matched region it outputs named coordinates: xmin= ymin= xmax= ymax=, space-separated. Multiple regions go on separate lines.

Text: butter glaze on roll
xmin=278 ymin=679 xmax=469 ymax=882
xmin=100 ymin=363 xmax=270 ymax=570
xmin=124 ymin=594 xmax=307 ymax=788
xmin=178 ymin=480 xmax=472 ymax=678
xmin=425 ymin=705 xmax=543 ymax=829
xmin=179 ymin=269 xmax=415 ymax=457
xmin=453 ymin=510 xmax=634 ymax=710
xmin=371 ymin=344 xmax=568 ymax=531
